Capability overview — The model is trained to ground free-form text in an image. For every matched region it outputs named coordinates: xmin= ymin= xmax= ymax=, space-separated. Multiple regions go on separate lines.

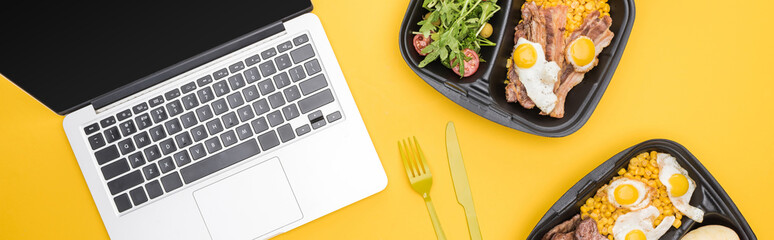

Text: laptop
xmin=0 ymin=1 xmax=387 ymax=239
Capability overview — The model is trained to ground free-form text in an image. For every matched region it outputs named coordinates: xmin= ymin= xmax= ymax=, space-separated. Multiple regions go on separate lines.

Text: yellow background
xmin=1 ymin=0 xmax=772 ymax=239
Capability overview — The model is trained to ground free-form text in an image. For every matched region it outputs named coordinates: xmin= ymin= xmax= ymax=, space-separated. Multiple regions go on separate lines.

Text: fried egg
xmin=657 ymin=153 xmax=704 ymax=223
xmin=512 ymin=37 xmax=560 ymax=113
xmin=606 ymin=177 xmax=653 ymax=211
xmin=566 ymin=36 xmax=597 ymax=72
xmin=612 ymin=206 xmax=675 ymax=240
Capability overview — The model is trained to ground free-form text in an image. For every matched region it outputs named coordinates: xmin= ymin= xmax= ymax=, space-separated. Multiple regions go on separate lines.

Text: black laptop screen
xmin=0 ymin=1 xmax=311 ymax=114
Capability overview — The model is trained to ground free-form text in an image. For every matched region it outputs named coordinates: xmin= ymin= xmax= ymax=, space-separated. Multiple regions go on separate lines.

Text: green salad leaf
xmin=414 ymin=0 xmax=500 ymax=77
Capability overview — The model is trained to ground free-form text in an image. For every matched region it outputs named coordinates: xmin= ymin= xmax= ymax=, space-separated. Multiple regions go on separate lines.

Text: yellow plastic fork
xmin=399 ymin=137 xmax=446 ymax=240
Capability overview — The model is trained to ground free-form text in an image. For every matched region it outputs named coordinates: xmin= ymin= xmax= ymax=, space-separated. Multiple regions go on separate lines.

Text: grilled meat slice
xmin=542 ymin=214 xmax=581 ymax=240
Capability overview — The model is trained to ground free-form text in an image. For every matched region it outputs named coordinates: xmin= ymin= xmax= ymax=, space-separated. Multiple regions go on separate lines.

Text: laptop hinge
xmin=91 ymin=21 xmax=286 ymax=113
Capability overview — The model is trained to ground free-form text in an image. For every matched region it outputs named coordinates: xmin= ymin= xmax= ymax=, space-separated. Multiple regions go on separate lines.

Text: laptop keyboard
xmin=83 ymin=33 xmax=344 ymax=213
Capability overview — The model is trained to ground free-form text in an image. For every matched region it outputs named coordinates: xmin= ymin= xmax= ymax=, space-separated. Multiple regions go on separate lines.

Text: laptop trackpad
xmin=193 ymin=158 xmax=302 ymax=240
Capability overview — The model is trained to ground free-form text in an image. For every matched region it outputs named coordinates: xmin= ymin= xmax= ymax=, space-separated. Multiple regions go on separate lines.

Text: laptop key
xmin=84 ymin=123 xmax=100 ymax=135
xmin=227 ymin=74 xmax=246 ymax=90
xmin=295 ymin=124 xmax=311 ymax=136
xmin=235 ymin=124 xmax=253 ymax=140
xmin=142 ymin=163 xmax=160 ymax=180
xmin=273 ymin=72 xmax=291 ymax=89
xmin=116 ymin=109 xmax=132 ymax=121
xmin=159 ymin=139 xmax=177 ymax=155
xmin=258 ymin=130 xmax=280 ymax=151
xmin=298 ymin=89 xmax=334 ymax=114
xmin=114 ymin=193 xmax=132 ymax=213
xmin=213 ymin=68 xmax=229 ymax=80
xmin=212 ymin=80 xmax=230 ymax=97
xmin=158 ymin=157 xmax=175 ymax=173
xmin=252 ymin=99 xmax=270 ymax=115
xmin=88 ymin=133 xmax=106 ymax=150
xmin=277 ymin=41 xmax=293 ymax=53
xmin=181 ymin=82 xmax=197 ymax=94
xmin=245 ymin=54 xmax=261 ymax=67
xmin=244 ymin=67 xmax=261 ymax=83
xmin=197 ymin=86 xmax=216 ymax=103
xmin=304 ymin=59 xmax=322 ymax=75
xmin=174 ymin=150 xmax=191 ymax=167
xmin=206 ymin=119 xmax=224 ymax=135
xmin=95 ymin=145 xmax=120 ymax=165
xmin=312 ymin=117 xmax=327 ymax=130
xmin=180 ymin=139 xmax=261 ymax=184
xmin=195 ymin=105 xmax=214 ymax=122
xmin=104 ymin=127 xmax=121 ymax=143
xmin=144 ymin=145 xmax=162 ymax=162
xmin=189 ymin=143 xmax=207 ymax=160
xmin=165 ymin=89 xmax=181 ymax=100
xmin=102 ymin=158 xmax=130 ymax=181
xmin=282 ymin=104 xmax=300 ymax=121
xmin=227 ymin=92 xmax=244 ymax=108
xmin=149 ymin=125 xmax=166 ymax=141
xmin=135 ymin=114 xmax=153 ymax=130
xmin=128 ymin=152 xmax=146 ymax=168
xmin=327 ymin=111 xmax=343 ymax=123
xmin=204 ymin=137 xmax=222 ymax=153
xmin=180 ymin=112 xmax=198 ymax=128
xmin=267 ymin=110 xmax=284 ymax=127
xmin=150 ymin=107 xmax=168 ymax=124
xmin=283 ymin=85 xmax=301 ymax=102
xmin=145 ymin=180 xmax=163 ymax=199
xmin=210 ymin=99 xmax=229 ymax=116
xmin=197 ymin=75 xmax=213 ymax=87
xmin=166 ymin=100 xmax=183 ymax=117
xmin=133 ymin=102 xmax=149 ymax=114
xmin=299 ymin=74 xmax=328 ymax=96
xmin=288 ymin=65 xmax=306 ymax=82
xmin=129 ymin=187 xmax=148 ymax=206
xmin=100 ymin=116 xmax=117 ymax=128
xmin=293 ymin=34 xmax=309 ymax=46
xmin=119 ymin=120 xmax=137 ymax=136
xmin=117 ymin=139 xmax=135 ymax=155
xmin=257 ymin=79 xmax=275 ymax=95
xmin=237 ymin=105 xmax=255 ymax=122
xmin=277 ymin=124 xmax=295 ymax=143
xmin=190 ymin=125 xmax=209 ymax=142
xmin=181 ymin=93 xmax=199 ymax=110
xmin=174 ymin=132 xmax=193 ymax=148
xmin=268 ymin=92 xmax=285 ymax=109
xmin=229 ymin=61 xmax=245 ymax=73
xmin=250 ymin=117 xmax=269 ymax=134
xmin=275 ymin=54 xmax=292 ymax=71
xmin=133 ymin=132 xmax=151 ymax=148
xmin=164 ymin=119 xmax=182 ymax=135
xmin=221 ymin=112 xmax=239 ymax=129
xmin=107 ymin=170 xmax=143 ymax=195
xmin=242 ymin=85 xmax=260 ymax=102
xmin=259 ymin=61 xmax=276 ymax=78
xmin=160 ymin=172 xmax=183 ymax=192
xmin=148 ymin=95 xmax=165 ymax=108
xmin=290 ymin=44 xmax=315 ymax=64
xmin=308 ymin=110 xmax=324 ymax=122
xmin=261 ymin=48 xmax=277 ymax=59
xmin=220 ymin=130 xmax=238 ymax=147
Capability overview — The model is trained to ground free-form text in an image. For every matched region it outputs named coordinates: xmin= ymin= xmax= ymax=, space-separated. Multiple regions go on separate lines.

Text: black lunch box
xmin=526 ymin=139 xmax=756 ymax=239
xmin=399 ymin=0 xmax=635 ymax=137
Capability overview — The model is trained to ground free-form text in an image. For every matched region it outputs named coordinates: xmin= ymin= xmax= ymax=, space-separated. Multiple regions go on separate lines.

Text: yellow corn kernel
xmin=676 ymin=212 xmax=683 ymax=220
xmin=582 ymin=213 xmax=590 ymax=219
xmin=618 ymin=168 xmax=626 ymax=175
xmin=664 ymin=208 xmax=673 ymax=216
xmin=654 ymin=219 xmax=661 ymax=226
xmin=673 ymin=219 xmax=682 ymax=228
xmin=604 ymin=211 xmax=612 ymax=217
xmin=586 ymin=198 xmax=596 ymax=206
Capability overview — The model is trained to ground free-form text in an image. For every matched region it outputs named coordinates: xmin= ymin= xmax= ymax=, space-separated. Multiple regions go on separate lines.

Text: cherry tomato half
xmin=451 ymin=48 xmax=480 ymax=77
xmin=413 ymin=34 xmax=432 ymax=56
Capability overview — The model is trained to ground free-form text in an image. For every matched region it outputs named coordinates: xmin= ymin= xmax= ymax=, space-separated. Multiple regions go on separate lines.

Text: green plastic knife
xmin=445 ymin=122 xmax=481 ymax=240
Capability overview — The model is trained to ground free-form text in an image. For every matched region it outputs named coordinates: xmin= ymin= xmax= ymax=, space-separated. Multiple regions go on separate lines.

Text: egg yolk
xmin=625 ymin=230 xmax=647 ymax=240
xmin=514 ymin=43 xmax=537 ymax=69
xmin=669 ymin=174 xmax=689 ymax=197
xmin=570 ymin=36 xmax=595 ymax=67
xmin=614 ymin=184 xmax=639 ymax=205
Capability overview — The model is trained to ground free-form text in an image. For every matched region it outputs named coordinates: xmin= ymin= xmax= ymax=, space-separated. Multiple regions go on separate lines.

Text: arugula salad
xmin=413 ymin=0 xmax=500 ymax=77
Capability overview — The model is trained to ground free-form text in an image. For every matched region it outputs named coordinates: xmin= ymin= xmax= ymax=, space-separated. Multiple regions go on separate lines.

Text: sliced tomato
xmin=413 ymin=34 xmax=432 ymax=56
xmin=451 ymin=48 xmax=480 ymax=77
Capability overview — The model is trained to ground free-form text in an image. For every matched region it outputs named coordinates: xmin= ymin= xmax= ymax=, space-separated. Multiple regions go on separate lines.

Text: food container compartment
xmin=399 ymin=0 xmax=635 ymax=137
xmin=525 ymin=139 xmax=756 ymax=239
